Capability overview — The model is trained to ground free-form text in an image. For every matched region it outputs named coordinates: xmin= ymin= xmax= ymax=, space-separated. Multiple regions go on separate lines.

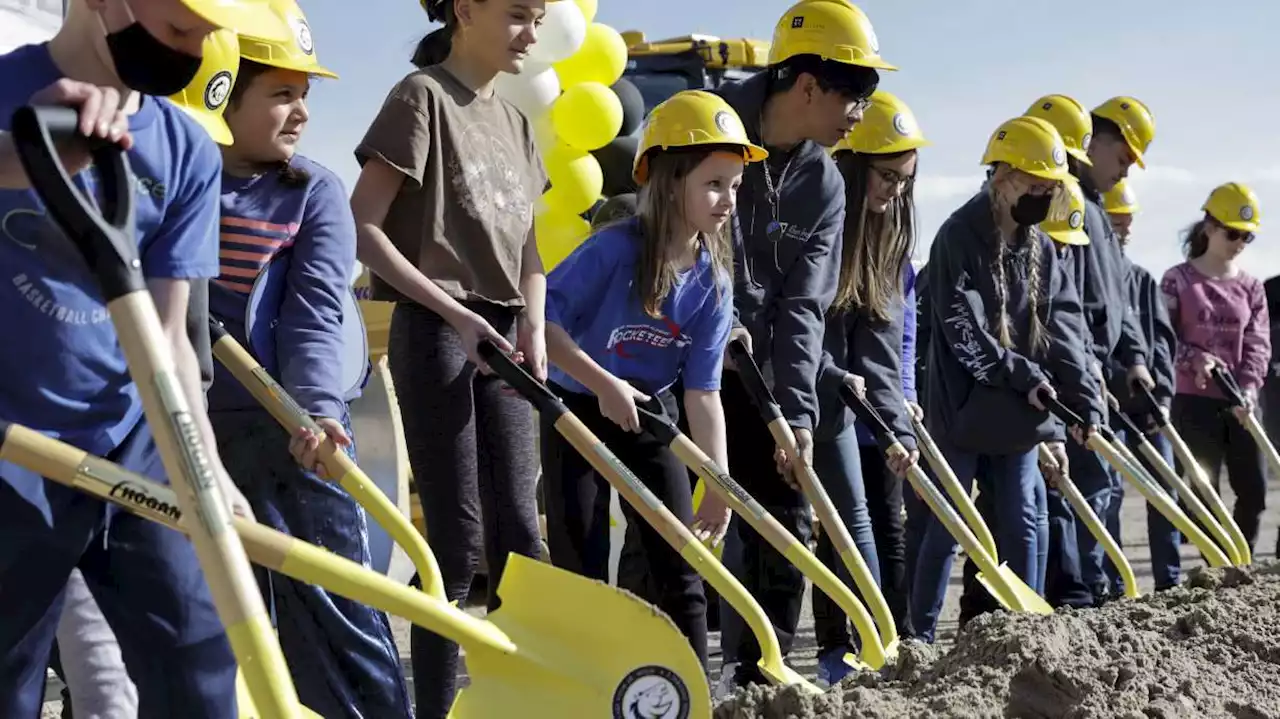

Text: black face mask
xmin=1011 ymin=192 xmax=1053 ymax=226
xmin=105 ymin=21 xmax=202 ymax=97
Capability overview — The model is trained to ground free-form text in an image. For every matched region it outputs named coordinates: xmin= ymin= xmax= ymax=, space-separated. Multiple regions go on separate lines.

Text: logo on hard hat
xmin=291 ymin=15 xmax=314 ymax=55
xmin=1121 ymin=186 xmax=1135 ymax=204
xmin=1241 ymin=205 xmax=1255 ymax=221
xmin=892 ymin=113 xmax=911 ymax=136
xmin=612 ymin=666 xmax=689 ymax=719
xmin=1041 ymin=101 xmax=1053 ymax=111
xmin=791 ymin=16 xmax=804 ymax=29
xmin=1081 ymin=133 xmax=1092 ymax=151
xmin=1052 ymin=146 xmax=1066 ymax=166
xmin=714 ymin=110 xmax=735 ymax=136
xmin=204 ymin=70 xmax=233 ymax=111
xmin=1069 ymin=210 xmax=1083 ymax=229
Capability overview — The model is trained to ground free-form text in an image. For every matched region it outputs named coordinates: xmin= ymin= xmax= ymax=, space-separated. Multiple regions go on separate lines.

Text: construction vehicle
xmin=619 ymin=31 xmax=770 ymax=113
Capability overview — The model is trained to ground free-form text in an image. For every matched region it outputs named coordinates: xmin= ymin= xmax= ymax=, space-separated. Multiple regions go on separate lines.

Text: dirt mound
xmin=715 ymin=563 xmax=1280 ymax=719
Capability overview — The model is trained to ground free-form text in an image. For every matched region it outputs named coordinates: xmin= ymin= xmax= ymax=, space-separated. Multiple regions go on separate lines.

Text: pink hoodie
xmin=1161 ymin=262 xmax=1271 ymax=397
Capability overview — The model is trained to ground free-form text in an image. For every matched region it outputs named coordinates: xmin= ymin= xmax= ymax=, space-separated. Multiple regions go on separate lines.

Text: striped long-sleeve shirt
xmin=207 ymin=155 xmax=357 ymax=421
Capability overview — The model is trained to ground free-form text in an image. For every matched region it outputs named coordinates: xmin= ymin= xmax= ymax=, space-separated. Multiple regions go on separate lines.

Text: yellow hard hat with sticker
xmin=169 ymin=29 xmax=240 ymax=145
xmin=1042 ymin=180 xmax=1090 ymax=246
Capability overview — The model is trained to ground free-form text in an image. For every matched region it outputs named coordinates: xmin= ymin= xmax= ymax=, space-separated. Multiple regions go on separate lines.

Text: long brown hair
xmin=831 ymin=150 xmax=916 ymax=321
xmin=633 ymin=147 xmax=735 ymax=317
xmin=986 ymin=166 xmax=1054 ymax=355
xmin=1181 ymin=216 xmax=1212 ymax=258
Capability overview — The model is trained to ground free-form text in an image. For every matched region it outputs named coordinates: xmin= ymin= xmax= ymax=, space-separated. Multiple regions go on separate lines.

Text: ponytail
xmin=412 ymin=26 xmax=454 ymax=68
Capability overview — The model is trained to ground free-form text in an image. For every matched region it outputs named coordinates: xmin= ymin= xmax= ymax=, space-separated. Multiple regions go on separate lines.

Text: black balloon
xmin=610 ymin=78 xmax=645 ymax=138
xmin=591 ymin=193 xmax=638 ymax=229
xmin=592 ymin=134 xmax=640 ymax=198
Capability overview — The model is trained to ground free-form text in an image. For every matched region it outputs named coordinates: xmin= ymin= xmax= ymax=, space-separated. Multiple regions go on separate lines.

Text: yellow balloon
xmin=572 ymin=0 xmax=597 ymax=23
xmin=551 ymin=81 xmax=623 ymax=152
xmin=536 ymin=208 xmax=592 ymax=271
xmin=553 ymin=23 xmax=628 ymax=88
xmin=543 ymin=143 xmax=604 ymax=216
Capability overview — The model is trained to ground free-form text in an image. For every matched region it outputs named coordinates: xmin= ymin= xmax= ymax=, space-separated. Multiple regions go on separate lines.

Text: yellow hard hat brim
xmin=853 ymin=56 xmax=898 ymax=71
xmin=177 ymin=105 xmax=234 ymax=146
xmin=263 ymin=58 xmax=339 ymax=79
xmin=1127 ymin=140 xmax=1147 ymax=169
xmin=1067 ymin=145 xmax=1092 ymax=167
xmin=1047 ymin=228 xmax=1090 ymax=246
xmin=183 ymin=0 xmax=293 ymax=42
xmin=1221 ymin=219 xmax=1259 ymax=233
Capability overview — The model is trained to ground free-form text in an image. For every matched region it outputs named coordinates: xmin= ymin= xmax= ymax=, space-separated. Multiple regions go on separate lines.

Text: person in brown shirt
xmin=347 ymin=1 xmax=549 ymax=715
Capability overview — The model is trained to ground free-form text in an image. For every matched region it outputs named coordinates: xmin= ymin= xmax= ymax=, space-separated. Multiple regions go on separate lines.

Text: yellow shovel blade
xmin=450 ymin=555 xmax=711 ymax=718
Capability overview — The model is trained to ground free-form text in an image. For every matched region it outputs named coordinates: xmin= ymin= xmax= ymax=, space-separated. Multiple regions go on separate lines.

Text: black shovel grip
xmin=208 ymin=317 xmax=229 ymax=342
xmin=1209 ymin=366 xmax=1246 ymax=406
xmin=727 ymin=339 xmax=783 ymax=422
xmin=476 ymin=340 xmax=567 ymax=418
xmin=1041 ymin=391 xmax=1117 ymax=444
xmin=1108 ymin=404 xmax=1145 ymax=441
xmin=1133 ymin=383 xmax=1170 ymax=428
xmin=634 ymin=396 xmax=680 ymax=445
xmin=839 ymin=384 xmax=899 ymax=451
xmin=9 ymin=106 xmax=141 ymax=301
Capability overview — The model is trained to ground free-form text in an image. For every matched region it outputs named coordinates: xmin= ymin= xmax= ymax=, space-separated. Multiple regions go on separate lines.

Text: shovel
xmin=0 ymin=419 xmax=712 ymax=719
xmin=477 ymin=342 xmax=818 ymax=694
xmin=10 ymin=105 xmax=300 ymax=716
xmin=725 ymin=341 xmax=900 ymax=656
xmin=902 ymin=412 xmax=1053 ymax=613
xmin=1035 ymin=444 xmax=1140 ymax=599
xmin=1211 ymin=366 xmax=1280 ymax=516
xmin=1106 ymin=396 xmax=1242 ymax=566
xmin=633 ymin=401 xmax=887 ymax=670
xmin=1133 ymin=383 xmax=1251 ymax=565
xmin=845 ymin=390 xmax=1051 ymax=614
xmin=206 ymin=319 xmax=446 ymax=599
xmin=1039 ymin=394 xmax=1231 ymax=568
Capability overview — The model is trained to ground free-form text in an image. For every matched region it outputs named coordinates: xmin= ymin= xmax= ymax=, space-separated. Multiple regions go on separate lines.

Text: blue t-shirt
xmin=0 ymin=43 xmax=221 ymax=466
xmin=546 ymin=220 xmax=733 ymax=397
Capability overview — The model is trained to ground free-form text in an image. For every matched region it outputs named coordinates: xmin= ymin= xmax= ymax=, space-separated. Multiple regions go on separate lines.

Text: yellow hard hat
xmin=1102 ymin=179 xmax=1139 ymax=214
xmin=769 ymin=0 xmax=896 ymax=71
xmin=633 ymin=90 xmax=768 ymax=183
xmin=1024 ymin=94 xmax=1093 ymax=167
xmin=238 ymin=0 xmax=338 ymax=79
xmin=1092 ymin=96 xmax=1155 ymax=169
xmin=182 ymin=0 xmax=292 ymax=42
xmin=169 ymin=29 xmax=239 ymax=145
xmin=1202 ymin=182 xmax=1261 ymax=232
xmin=835 ymin=90 xmax=928 ymax=154
xmin=1041 ymin=179 xmax=1089 ymax=246
xmin=981 ymin=116 xmax=1071 ymax=183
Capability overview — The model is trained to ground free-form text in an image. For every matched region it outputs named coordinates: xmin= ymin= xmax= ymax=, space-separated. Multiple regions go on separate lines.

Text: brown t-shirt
xmin=355 ymin=65 xmax=548 ymax=307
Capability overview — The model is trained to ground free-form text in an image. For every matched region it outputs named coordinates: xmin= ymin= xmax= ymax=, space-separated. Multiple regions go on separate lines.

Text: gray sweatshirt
xmin=717 ymin=75 xmax=846 ymax=432
xmin=924 ymin=191 xmax=1103 ymax=454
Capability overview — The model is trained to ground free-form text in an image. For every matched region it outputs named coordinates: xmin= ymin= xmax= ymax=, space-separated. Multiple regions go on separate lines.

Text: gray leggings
xmin=389 ymin=302 xmax=541 ymax=719
xmin=56 ymin=569 xmax=138 ymax=718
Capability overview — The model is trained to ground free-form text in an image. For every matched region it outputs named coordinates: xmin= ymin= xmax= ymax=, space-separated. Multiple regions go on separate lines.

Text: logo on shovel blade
xmin=613 ymin=665 xmax=689 ymax=719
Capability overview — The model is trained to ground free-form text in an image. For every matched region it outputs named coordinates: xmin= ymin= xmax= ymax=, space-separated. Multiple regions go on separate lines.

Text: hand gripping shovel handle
xmin=1042 ymin=392 xmax=1231 ymax=568
xmin=1209 ymin=365 xmax=1246 ymax=406
xmin=728 ymin=342 xmax=899 ymax=650
xmin=1210 ymin=365 xmax=1280 ymax=525
xmin=841 ymin=387 xmax=1042 ymax=612
xmin=633 ymin=401 xmax=888 ymax=670
xmin=478 ymin=341 xmax=818 ymax=692
xmin=207 ymin=319 xmax=446 ymax=599
xmin=1108 ymin=402 xmax=1242 ymax=565
xmin=10 ymin=107 xmax=300 ymax=713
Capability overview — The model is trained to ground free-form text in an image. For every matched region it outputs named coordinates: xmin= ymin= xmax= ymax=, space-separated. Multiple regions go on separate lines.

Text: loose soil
xmin=715 ymin=562 xmax=1280 ymax=719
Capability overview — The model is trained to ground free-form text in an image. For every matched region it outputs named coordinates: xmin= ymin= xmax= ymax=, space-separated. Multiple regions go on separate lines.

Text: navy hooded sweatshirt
xmin=1109 ymin=256 xmax=1176 ymax=414
xmin=924 ymin=191 xmax=1103 ymax=454
xmin=1073 ymin=174 xmax=1149 ymax=374
xmin=717 ymin=74 xmax=845 ymax=432
xmin=815 ymin=264 xmax=917 ymax=452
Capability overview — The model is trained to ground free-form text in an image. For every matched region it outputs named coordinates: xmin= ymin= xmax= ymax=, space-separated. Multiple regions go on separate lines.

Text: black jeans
xmin=1172 ymin=393 xmax=1268 ymax=551
xmin=720 ymin=377 xmax=810 ymax=683
xmin=389 ymin=302 xmax=542 ymax=719
xmin=541 ymin=386 xmax=709 ymax=668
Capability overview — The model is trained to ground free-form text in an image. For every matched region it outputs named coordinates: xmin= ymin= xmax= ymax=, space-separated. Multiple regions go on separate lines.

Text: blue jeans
xmin=212 ymin=408 xmax=412 ymax=719
xmin=0 ymin=419 xmax=236 ymax=719
xmin=810 ymin=426 xmax=880 ymax=654
xmin=1045 ymin=439 xmax=1113 ymax=607
xmin=910 ymin=438 xmax=1044 ymax=643
xmin=1105 ymin=430 xmax=1181 ymax=591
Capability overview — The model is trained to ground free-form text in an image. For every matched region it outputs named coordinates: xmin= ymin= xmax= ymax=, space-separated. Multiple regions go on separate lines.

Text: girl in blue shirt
xmin=540 ymin=90 xmax=766 ymax=668
xmin=173 ymin=5 xmax=411 ymax=716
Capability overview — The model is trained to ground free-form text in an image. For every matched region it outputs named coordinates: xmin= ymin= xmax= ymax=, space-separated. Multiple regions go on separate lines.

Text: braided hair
xmin=987 ymin=170 xmax=1050 ymax=355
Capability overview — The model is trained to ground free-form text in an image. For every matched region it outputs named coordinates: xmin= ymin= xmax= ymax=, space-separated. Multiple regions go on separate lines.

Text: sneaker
xmin=713 ymin=662 xmax=739 ymax=701
xmin=816 ymin=647 xmax=854 ymax=688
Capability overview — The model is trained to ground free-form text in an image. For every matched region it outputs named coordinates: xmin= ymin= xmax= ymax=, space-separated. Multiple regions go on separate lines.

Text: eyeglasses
xmin=870 ymin=165 xmax=914 ymax=188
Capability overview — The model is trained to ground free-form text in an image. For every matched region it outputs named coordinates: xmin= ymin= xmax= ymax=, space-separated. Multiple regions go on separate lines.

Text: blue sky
xmin=300 ymin=0 xmax=1280 ymax=282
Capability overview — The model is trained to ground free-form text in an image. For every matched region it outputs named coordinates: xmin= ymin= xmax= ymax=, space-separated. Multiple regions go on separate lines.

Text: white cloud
xmin=1127 ymin=165 xmax=1197 ymax=185
xmin=915 ymin=174 xmax=983 ymax=201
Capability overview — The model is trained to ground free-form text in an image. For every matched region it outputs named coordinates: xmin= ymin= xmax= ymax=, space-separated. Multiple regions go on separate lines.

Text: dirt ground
xmin=41 ymin=473 xmax=1280 ymax=718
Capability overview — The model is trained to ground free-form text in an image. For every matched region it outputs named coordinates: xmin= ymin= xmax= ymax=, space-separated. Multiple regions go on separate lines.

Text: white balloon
xmin=527 ymin=1 xmax=586 ymax=64
xmin=494 ymin=63 xmax=562 ymax=120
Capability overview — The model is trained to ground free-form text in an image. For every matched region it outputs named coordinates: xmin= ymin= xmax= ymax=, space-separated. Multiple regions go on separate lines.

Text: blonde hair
xmin=633 ymin=148 xmax=734 ymax=317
